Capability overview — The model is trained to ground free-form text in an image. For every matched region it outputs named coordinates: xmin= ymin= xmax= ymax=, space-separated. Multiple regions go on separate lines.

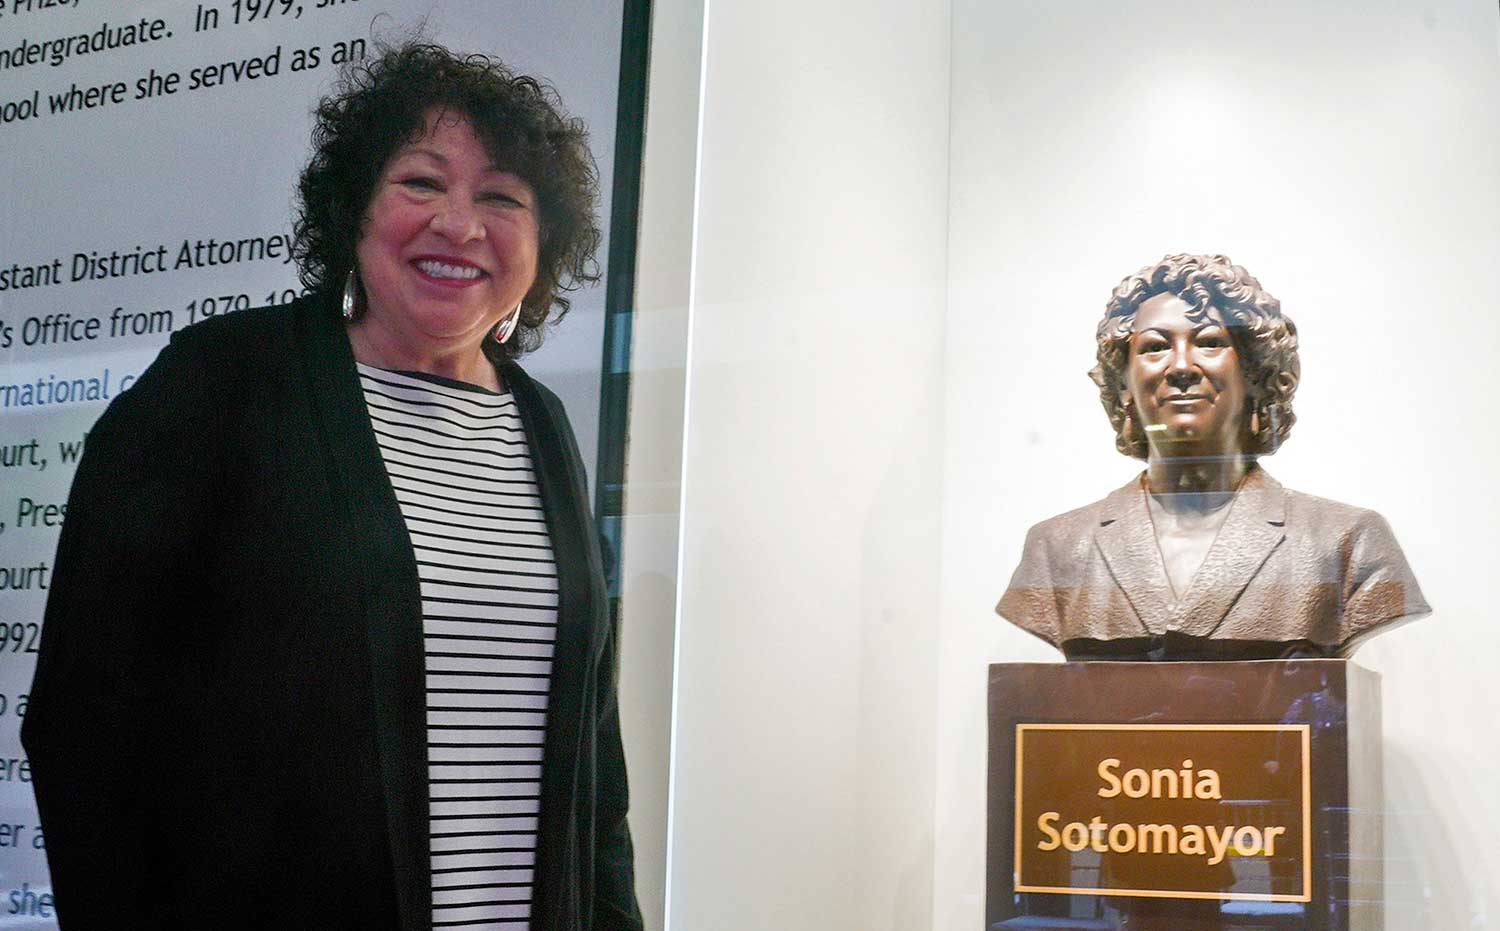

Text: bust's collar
xmin=1094 ymin=462 xmax=1289 ymax=637
xmin=1099 ymin=463 xmax=1286 ymax=527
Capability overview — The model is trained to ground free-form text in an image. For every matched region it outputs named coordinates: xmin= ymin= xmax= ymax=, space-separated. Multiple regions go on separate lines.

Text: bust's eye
xmin=1196 ymin=329 xmax=1229 ymax=349
xmin=399 ymin=176 xmax=441 ymax=192
xmin=1135 ymin=337 xmax=1169 ymax=354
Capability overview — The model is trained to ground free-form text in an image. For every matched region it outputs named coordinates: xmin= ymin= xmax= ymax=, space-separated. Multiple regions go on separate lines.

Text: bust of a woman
xmin=996 ymin=254 xmax=1429 ymax=660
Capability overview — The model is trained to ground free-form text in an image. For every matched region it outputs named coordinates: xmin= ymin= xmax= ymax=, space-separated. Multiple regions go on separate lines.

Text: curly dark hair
xmin=1088 ymin=254 xmax=1300 ymax=460
xmin=292 ymin=41 xmax=601 ymax=360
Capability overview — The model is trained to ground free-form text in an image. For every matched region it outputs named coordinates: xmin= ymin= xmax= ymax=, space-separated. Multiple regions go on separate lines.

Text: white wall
xmin=657 ymin=0 xmax=952 ymax=928
xmin=937 ymin=2 xmax=1500 ymax=929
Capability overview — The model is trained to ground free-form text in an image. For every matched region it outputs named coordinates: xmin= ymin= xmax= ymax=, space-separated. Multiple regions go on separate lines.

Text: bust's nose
xmin=1165 ymin=349 xmax=1201 ymax=390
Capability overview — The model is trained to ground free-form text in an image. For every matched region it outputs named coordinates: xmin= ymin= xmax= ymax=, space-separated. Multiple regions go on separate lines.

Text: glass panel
xmin=946 ymin=3 xmax=1499 ymax=929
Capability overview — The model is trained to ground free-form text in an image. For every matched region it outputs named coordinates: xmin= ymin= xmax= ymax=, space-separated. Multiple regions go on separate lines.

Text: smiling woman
xmin=348 ymin=109 xmax=542 ymax=390
xmin=295 ymin=44 xmax=602 ymax=366
xmin=23 ymin=42 xmax=640 ymax=931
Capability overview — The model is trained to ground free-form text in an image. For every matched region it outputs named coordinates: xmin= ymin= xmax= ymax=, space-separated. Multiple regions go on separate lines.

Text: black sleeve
xmin=21 ymin=326 xmax=226 ymax=927
xmin=591 ymin=613 xmax=644 ymax=931
xmin=531 ymin=380 xmax=643 ymax=931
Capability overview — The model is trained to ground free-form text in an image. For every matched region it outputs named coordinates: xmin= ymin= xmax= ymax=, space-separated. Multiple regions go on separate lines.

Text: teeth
xmin=416 ymin=260 xmax=482 ymax=280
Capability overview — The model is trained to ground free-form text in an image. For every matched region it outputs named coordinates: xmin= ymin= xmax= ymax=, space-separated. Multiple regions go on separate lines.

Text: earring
xmin=341 ymin=269 xmax=359 ymax=321
xmin=1249 ymin=407 xmax=1261 ymax=438
xmin=494 ymin=302 xmax=523 ymax=344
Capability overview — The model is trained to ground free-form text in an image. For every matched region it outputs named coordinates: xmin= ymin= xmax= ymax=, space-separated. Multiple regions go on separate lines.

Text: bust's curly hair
xmin=292 ymin=42 xmax=601 ymax=361
xmin=1089 ymin=254 xmax=1300 ymax=460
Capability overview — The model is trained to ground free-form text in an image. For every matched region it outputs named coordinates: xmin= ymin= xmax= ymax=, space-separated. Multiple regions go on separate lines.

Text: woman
xmin=996 ymin=253 xmax=1429 ymax=660
xmin=23 ymin=44 xmax=642 ymax=930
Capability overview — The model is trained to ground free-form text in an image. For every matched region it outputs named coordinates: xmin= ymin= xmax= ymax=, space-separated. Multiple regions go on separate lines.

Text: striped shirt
xmin=357 ymin=363 xmax=557 ymax=930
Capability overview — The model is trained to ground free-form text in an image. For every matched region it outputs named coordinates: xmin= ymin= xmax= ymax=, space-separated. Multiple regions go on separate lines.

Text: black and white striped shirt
xmin=358 ymin=363 xmax=557 ymax=930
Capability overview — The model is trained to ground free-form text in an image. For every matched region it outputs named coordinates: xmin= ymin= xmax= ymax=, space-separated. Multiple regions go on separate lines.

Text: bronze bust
xmin=996 ymin=254 xmax=1429 ymax=660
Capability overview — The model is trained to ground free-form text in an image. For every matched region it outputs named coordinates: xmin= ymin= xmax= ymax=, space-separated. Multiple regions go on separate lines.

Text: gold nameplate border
xmin=1013 ymin=723 xmax=1312 ymax=903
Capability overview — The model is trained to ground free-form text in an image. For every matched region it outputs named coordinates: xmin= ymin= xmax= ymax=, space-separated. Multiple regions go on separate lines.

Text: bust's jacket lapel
xmin=1174 ymin=467 xmax=1287 ymax=637
xmin=1093 ymin=468 xmax=1288 ymax=638
xmin=1093 ymin=475 xmax=1173 ymax=635
xmin=295 ymin=295 xmax=429 ymax=931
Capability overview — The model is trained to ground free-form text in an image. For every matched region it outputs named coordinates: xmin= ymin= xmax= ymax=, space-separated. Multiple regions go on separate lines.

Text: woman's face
xmin=355 ymin=108 xmax=540 ymax=352
xmin=1125 ymin=292 xmax=1248 ymax=457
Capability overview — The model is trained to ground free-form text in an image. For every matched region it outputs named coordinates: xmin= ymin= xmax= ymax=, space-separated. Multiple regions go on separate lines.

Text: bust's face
xmin=1125 ymin=293 xmax=1248 ymax=457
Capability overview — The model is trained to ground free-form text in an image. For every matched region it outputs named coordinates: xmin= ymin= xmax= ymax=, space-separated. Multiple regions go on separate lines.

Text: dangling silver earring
xmin=341 ymin=269 xmax=359 ymax=321
xmin=494 ymin=301 xmax=523 ymax=344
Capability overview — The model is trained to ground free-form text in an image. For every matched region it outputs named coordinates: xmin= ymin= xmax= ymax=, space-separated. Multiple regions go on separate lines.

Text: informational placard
xmin=1014 ymin=723 xmax=1311 ymax=903
xmin=0 ymin=0 xmax=634 ymax=923
xmin=989 ymin=661 xmax=1384 ymax=931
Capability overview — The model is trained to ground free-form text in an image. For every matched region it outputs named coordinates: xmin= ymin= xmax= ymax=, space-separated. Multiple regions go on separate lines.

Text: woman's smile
xmin=411 ymin=255 xmax=489 ymax=286
xmin=414 ymin=254 xmax=489 ymax=278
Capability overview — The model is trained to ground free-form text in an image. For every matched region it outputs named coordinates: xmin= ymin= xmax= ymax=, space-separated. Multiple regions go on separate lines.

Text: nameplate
xmin=1013 ymin=723 xmax=1311 ymax=902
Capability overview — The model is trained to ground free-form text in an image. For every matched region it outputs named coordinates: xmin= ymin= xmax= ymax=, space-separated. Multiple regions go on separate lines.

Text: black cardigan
xmin=22 ymin=294 xmax=642 ymax=931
